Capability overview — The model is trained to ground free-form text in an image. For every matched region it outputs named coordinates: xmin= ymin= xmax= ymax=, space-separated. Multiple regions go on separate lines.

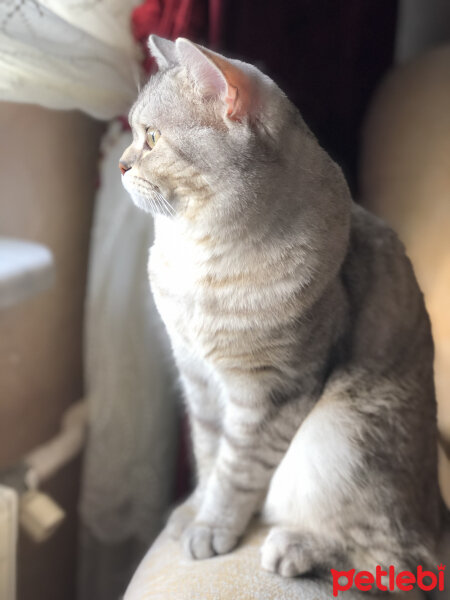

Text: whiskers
xmin=139 ymin=189 xmax=175 ymax=217
xmin=153 ymin=190 xmax=175 ymax=217
xmin=124 ymin=174 xmax=175 ymax=217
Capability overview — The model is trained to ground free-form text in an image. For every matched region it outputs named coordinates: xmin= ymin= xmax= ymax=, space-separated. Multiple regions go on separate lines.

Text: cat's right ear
xmin=148 ymin=35 xmax=178 ymax=71
xmin=175 ymin=38 xmax=260 ymax=122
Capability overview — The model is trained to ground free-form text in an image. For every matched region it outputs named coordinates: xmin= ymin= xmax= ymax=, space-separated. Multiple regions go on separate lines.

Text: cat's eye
xmin=146 ymin=129 xmax=161 ymax=149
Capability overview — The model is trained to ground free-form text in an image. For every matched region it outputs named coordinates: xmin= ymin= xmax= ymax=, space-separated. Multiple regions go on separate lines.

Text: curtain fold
xmin=0 ymin=3 xmax=180 ymax=599
xmin=79 ymin=121 xmax=178 ymax=599
xmin=0 ymin=0 xmax=141 ymax=119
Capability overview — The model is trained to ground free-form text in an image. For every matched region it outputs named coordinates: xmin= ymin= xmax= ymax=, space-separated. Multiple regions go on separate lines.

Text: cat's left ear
xmin=148 ymin=35 xmax=178 ymax=70
xmin=175 ymin=38 xmax=259 ymax=121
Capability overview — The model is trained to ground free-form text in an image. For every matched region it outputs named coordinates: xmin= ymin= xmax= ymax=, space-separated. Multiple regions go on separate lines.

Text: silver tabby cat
xmin=120 ymin=35 xmax=444 ymax=579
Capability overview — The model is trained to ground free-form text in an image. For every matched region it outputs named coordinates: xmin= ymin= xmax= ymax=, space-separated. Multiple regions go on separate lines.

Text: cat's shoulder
xmin=348 ymin=202 xmax=403 ymax=254
xmin=343 ymin=202 xmax=421 ymax=304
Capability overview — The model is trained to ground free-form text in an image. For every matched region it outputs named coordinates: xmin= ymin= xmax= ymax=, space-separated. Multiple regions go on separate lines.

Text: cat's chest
xmin=148 ymin=235 xmax=236 ymax=350
xmin=147 ymin=219 xmax=300 ymax=366
xmin=149 ymin=243 xmax=204 ymax=318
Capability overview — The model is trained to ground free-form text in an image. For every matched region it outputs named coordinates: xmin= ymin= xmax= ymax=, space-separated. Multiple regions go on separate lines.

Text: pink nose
xmin=119 ymin=161 xmax=131 ymax=175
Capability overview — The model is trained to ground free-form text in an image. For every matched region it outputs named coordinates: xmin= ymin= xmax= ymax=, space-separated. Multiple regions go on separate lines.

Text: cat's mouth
xmin=122 ymin=173 xmax=174 ymax=216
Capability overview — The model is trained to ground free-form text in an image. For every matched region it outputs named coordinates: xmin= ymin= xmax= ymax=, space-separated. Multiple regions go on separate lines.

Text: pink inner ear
xmin=225 ymin=84 xmax=238 ymax=117
xmin=200 ymin=49 xmax=255 ymax=121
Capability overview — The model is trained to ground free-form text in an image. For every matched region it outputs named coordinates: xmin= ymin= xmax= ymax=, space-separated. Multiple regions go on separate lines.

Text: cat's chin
xmin=122 ymin=174 xmax=172 ymax=216
xmin=129 ymin=192 xmax=156 ymax=214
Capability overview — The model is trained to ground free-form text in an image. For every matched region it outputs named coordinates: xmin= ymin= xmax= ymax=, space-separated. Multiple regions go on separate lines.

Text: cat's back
xmin=341 ymin=203 xmax=434 ymax=383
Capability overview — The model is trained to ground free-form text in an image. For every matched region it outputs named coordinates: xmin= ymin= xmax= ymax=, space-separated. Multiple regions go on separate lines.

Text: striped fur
xmin=120 ymin=37 xmax=443 ymax=580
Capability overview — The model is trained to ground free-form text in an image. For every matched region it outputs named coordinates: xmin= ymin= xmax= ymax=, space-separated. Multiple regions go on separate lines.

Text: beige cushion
xmin=360 ymin=45 xmax=450 ymax=451
xmin=124 ymin=521 xmax=424 ymax=599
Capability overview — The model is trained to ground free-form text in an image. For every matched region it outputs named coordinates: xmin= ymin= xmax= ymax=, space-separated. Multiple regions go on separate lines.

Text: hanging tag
xmin=19 ymin=490 xmax=65 ymax=543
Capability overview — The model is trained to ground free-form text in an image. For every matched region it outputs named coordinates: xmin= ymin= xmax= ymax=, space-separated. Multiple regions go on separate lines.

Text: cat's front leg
xmin=181 ymin=455 xmax=266 ymax=559
xmin=166 ymin=366 xmax=222 ymax=538
xmin=182 ymin=390 xmax=308 ymax=559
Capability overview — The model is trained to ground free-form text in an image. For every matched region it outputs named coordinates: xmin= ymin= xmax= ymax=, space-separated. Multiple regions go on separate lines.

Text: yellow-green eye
xmin=146 ymin=129 xmax=161 ymax=149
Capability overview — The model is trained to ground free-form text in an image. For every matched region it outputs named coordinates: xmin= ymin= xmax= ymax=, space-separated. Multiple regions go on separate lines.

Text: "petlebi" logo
xmin=331 ymin=564 xmax=445 ymax=596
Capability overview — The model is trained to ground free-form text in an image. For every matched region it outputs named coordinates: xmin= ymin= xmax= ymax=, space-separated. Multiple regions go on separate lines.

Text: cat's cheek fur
xmin=121 ymin=173 xmax=152 ymax=213
xmin=121 ymin=172 xmax=171 ymax=216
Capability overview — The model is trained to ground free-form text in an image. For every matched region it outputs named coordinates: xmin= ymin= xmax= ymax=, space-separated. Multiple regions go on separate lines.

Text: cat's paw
xmin=260 ymin=527 xmax=313 ymax=577
xmin=166 ymin=495 xmax=200 ymax=540
xmin=182 ymin=522 xmax=239 ymax=559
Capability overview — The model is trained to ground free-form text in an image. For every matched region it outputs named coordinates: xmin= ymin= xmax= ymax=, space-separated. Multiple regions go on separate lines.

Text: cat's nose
xmin=119 ymin=160 xmax=131 ymax=175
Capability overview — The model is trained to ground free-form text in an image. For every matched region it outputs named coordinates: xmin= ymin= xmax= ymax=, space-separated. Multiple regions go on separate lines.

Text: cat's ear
xmin=175 ymin=38 xmax=257 ymax=121
xmin=148 ymin=35 xmax=178 ymax=70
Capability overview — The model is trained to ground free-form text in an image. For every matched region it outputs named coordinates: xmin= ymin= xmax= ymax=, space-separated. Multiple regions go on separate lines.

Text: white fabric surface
xmin=0 ymin=0 xmax=141 ymax=120
xmin=125 ymin=522 xmax=426 ymax=600
xmin=77 ymin=123 xmax=179 ymax=600
xmin=80 ymin=122 xmax=178 ymax=546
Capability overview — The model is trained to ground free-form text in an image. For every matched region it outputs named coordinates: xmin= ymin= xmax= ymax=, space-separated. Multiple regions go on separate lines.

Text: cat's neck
xmin=152 ymin=202 xmax=298 ymax=270
xmin=152 ymin=139 xmax=352 ymax=289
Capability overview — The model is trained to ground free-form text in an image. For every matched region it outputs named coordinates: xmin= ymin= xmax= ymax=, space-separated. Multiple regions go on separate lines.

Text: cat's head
xmin=119 ymin=36 xmax=302 ymax=220
xmin=120 ymin=35 xmax=350 ymax=251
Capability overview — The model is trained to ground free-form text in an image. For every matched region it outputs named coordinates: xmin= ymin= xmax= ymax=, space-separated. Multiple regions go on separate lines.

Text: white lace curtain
xmin=79 ymin=122 xmax=178 ymax=600
xmin=0 ymin=2 xmax=179 ymax=599
xmin=0 ymin=0 xmax=140 ymax=118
